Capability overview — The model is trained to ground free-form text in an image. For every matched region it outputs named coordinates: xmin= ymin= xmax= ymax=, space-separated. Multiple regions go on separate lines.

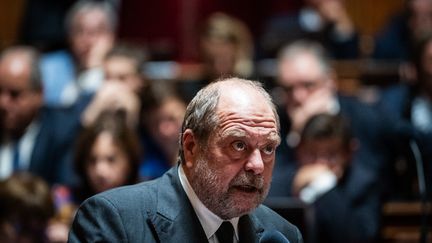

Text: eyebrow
xmin=220 ymin=129 xmax=248 ymax=139
xmin=267 ymin=132 xmax=281 ymax=146
xmin=220 ymin=129 xmax=281 ymax=145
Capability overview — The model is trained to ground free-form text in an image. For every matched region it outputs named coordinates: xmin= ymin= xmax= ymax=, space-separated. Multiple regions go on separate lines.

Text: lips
xmin=233 ymin=185 xmax=260 ymax=193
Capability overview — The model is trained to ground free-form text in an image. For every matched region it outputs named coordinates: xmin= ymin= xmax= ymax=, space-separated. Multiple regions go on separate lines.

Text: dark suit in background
xmin=270 ymin=94 xmax=392 ymax=197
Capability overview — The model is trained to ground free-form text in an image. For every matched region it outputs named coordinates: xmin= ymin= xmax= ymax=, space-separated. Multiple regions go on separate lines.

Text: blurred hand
xmin=292 ymin=163 xmax=331 ymax=195
xmin=85 ymin=35 xmax=114 ymax=69
xmin=288 ymin=86 xmax=334 ymax=133
xmin=81 ymin=82 xmax=140 ymax=128
xmin=316 ymin=0 xmax=354 ymax=36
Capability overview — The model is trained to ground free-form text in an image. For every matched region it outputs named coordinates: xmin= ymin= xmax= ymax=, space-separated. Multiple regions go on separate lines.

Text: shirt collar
xmin=178 ymin=165 xmax=239 ymax=241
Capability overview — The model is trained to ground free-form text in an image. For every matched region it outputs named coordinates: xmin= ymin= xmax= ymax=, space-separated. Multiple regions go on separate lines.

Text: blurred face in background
xmin=201 ymin=38 xmax=237 ymax=77
xmin=86 ymin=132 xmax=131 ymax=193
xmin=297 ymin=137 xmax=352 ymax=178
xmin=408 ymin=0 xmax=432 ymax=39
xmin=0 ymin=53 xmax=42 ymax=138
xmin=146 ymin=98 xmax=186 ymax=161
xmin=104 ymin=56 xmax=144 ymax=94
xmin=69 ymin=8 xmax=114 ymax=69
xmin=278 ymin=52 xmax=332 ymax=112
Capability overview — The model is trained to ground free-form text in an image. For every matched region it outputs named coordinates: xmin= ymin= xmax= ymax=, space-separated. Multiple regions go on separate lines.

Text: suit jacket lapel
xmin=238 ymin=214 xmax=265 ymax=243
xmin=149 ymin=166 xmax=208 ymax=243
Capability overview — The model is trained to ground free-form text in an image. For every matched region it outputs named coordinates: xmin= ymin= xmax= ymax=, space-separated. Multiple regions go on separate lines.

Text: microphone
xmin=259 ymin=230 xmax=290 ymax=243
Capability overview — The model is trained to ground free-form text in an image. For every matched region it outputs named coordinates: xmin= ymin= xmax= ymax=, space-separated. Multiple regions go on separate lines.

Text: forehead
xmin=278 ymin=53 xmax=324 ymax=85
xmin=215 ymin=84 xmax=278 ymax=135
xmin=105 ymin=56 xmax=138 ymax=72
xmin=72 ymin=9 xmax=109 ymax=28
xmin=0 ymin=56 xmax=31 ymax=87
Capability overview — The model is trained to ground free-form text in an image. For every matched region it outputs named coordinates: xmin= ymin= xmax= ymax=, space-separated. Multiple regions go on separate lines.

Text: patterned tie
xmin=216 ymin=221 xmax=234 ymax=243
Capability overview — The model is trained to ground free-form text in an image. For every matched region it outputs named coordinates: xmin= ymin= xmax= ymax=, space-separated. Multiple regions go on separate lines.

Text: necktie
xmin=216 ymin=221 xmax=234 ymax=243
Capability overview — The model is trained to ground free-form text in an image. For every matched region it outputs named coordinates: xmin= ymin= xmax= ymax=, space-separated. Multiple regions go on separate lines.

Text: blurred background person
xmin=40 ymin=0 xmax=117 ymax=107
xmin=0 ymin=45 xmax=79 ymax=186
xmin=260 ymin=0 xmax=359 ymax=59
xmin=179 ymin=12 xmax=254 ymax=102
xmin=269 ymin=40 xmax=392 ymax=199
xmin=292 ymin=113 xmax=381 ymax=243
xmin=378 ymin=33 xmax=432 ymax=199
xmin=73 ymin=110 xmax=141 ymax=201
xmin=48 ymin=110 xmax=141 ymax=242
xmin=80 ymin=42 xmax=149 ymax=129
xmin=373 ymin=0 xmax=432 ymax=61
xmin=0 ymin=172 xmax=54 ymax=243
xmin=139 ymin=82 xmax=187 ymax=180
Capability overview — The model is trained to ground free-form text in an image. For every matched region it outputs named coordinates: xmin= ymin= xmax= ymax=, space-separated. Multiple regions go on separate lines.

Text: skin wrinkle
xmin=184 ymin=79 xmax=279 ymax=220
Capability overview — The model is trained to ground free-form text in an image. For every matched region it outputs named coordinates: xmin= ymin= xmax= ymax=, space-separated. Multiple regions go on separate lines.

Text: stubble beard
xmin=189 ymin=155 xmax=270 ymax=220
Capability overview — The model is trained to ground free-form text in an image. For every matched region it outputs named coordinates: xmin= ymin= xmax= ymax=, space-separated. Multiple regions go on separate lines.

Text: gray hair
xmin=277 ymin=40 xmax=331 ymax=76
xmin=178 ymin=77 xmax=279 ymax=164
xmin=65 ymin=0 xmax=118 ymax=34
xmin=0 ymin=46 xmax=42 ymax=91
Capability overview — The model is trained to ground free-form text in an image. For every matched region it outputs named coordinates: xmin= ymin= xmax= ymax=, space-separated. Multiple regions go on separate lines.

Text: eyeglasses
xmin=0 ymin=86 xmax=31 ymax=100
xmin=281 ymin=80 xmax=323 ymax=94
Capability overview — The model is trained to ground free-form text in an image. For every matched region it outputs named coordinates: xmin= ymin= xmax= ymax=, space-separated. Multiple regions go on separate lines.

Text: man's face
xmin=185 ymin=85 xmax=280 ymax=219
xmin=297 ymin=137 xmax=352 ymax=175
xmin=104 ymin=56 xmax=144 ymax=94
xmin=278 ymin=53 xmax=330 ymax=112
xmin=0 ymin=56 xmax=42 ymax=138
xmin=69 ymin=9 xmax=114 ymax=68
xmin=146 ymin=98 xmax=186 ymax=152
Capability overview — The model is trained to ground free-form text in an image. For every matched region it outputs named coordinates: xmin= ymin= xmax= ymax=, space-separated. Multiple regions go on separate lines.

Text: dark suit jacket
xmin=25 ymin=99 xmax=88 ymax=186
xmin=270 ymin=94 xmax=392 ymax=197
xmin=259 ymin=12 xmax=359 ymax=59
xmin=378 ymin=84 xmax=432 ymax=199
xmin=68 ymin=166 xmax=303 ymax=243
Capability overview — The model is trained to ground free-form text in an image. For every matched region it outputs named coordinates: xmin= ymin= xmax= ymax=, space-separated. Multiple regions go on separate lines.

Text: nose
xmin=292 ymin=86 xmax=308 ymax=105
xmin=93 ymin=160 xmax=110 ymax=177
xmin=245 ymin=149 xmax=265 ymax=175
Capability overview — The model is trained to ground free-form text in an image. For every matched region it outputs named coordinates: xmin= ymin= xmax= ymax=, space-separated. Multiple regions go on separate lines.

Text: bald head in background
xmin=0 ymin=47 xmax=43 ymax=139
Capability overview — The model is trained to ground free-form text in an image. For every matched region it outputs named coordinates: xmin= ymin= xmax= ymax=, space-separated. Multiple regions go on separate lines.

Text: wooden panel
xmin=346 ymin=0 xmax=405 ymax=36
xmin=0 ymin=0 xmax=25 ymax=49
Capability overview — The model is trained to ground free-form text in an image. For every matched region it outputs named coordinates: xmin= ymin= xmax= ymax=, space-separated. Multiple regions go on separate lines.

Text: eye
xmin=262 ymin=144 xmax=275 ymax=155
xmin=232 ymin=141 xmax=247 ymax=152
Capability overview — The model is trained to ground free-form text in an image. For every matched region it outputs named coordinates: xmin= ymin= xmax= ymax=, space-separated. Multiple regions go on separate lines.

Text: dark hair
xmin=0 ymin=172 xmax=54 ymax=242
xmin=74 ymin=110 xmax=141 ymax=196
xmin=300 ymin=113 xmax=353 ymax=149
xmin=178 ymin=77 xmax=279 ymax=164
xmin=141 ymin=81 xmax=186 ymax=112
xmin=105 ymin=42 xmax=148 ymax=77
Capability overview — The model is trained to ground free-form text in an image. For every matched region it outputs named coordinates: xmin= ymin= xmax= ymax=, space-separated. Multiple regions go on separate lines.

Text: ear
xmin=182 ymin=129 xmax=198 ymax=169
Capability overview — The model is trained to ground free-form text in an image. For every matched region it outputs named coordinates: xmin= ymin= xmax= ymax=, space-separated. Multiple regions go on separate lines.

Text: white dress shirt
xmin=178 ymin=165 xmax=239 ymax=243
xmin=0 ymin=121 xmax=40 ymax=179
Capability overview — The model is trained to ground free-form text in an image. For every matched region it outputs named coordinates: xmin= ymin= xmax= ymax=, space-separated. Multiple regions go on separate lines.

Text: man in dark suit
xmin=68 ymin=78 xmax=303 ymax=242
xmin=292 ymin=113 xmax=381 ymax=243
xmin=269 ymin=40 xmax=392 ymax=198
xmin=0 ymin=46 xmax=80 ymax=185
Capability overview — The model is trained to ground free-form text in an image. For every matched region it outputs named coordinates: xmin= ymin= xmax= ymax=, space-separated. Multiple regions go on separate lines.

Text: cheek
xmin=263 ymin=162 xmax=274 ymax=181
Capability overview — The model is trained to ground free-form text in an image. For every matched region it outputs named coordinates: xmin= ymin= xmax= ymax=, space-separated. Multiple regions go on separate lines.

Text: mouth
xmin=233 ymin=185 xmax=260 ymax=194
